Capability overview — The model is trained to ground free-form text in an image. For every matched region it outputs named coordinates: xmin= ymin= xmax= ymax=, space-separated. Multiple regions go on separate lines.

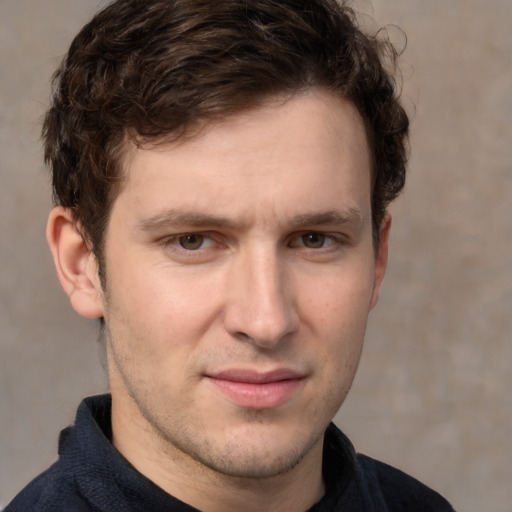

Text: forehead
xmin=115 ymin=90 xmax=372 ymax=226
xmin=124 ymin=90 xmax=369 ymax=164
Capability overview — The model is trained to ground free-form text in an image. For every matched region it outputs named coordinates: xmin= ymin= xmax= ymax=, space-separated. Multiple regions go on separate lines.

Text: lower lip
xmin=207 ymin=378 xmax=303 ymax=409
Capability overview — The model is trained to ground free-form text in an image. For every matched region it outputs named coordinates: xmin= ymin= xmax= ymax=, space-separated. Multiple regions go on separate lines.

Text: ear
xmin=369 ymin=213 xmax=391 ymax=310
xmin=46 ymin=206 xmax=105 ymax=318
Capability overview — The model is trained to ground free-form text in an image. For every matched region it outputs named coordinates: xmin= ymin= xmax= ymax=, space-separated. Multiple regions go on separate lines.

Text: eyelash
xmin=159 ymin=231 xmax=345 ymax=253
xmin=159 ymin=233 xmax=219 ymax=253
xmin=292 ymin=232 xmax=339 ymax=249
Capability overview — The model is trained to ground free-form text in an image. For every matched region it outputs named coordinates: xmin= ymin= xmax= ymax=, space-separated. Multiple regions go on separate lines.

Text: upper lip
xmin=207 ymin=368 xmax=304 ymax=384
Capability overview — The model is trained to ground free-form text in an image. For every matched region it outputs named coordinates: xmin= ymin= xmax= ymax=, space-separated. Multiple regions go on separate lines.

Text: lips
xmin=206 ymin=368 xmax=305 ymax=409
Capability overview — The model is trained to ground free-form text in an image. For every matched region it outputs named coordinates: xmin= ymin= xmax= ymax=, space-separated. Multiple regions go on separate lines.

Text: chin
xmin=172 ymin=420 xmax=324 ymax=480
xmin=196 ymin=444 xmax=309 ymax=480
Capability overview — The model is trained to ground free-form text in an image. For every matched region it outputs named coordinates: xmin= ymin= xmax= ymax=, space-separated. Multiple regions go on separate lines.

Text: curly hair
xmin=43 ymin=0 xmax=409 ymax=267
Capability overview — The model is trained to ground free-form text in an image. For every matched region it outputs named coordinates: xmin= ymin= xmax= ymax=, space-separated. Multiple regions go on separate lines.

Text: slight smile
xmin=206 ymin=369 xmax=306 ymax=409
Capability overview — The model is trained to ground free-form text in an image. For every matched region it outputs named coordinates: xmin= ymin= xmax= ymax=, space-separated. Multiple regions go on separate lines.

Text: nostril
xmin=225 ymin=309 xmax=299 ymax=349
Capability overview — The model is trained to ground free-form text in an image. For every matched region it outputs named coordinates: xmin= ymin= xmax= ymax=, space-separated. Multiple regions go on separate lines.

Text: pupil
xmin=304 ymin=233 xmax=324 ymax=248
xmin=179 ymin=235 xmax=203 ymax=250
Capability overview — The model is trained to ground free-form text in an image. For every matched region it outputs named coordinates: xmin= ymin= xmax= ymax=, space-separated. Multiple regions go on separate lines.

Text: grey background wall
xmin=1 ymin=1 xmax=510 ymax=510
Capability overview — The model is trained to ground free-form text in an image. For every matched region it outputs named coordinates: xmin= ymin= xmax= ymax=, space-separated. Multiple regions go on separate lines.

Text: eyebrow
xmin=136 ymin=208 xmax=363 ymax=232
xmin=136 ymin=210 xmax=241 ymax=232
xmin=288 ymin=209 xmax=363 ymax=229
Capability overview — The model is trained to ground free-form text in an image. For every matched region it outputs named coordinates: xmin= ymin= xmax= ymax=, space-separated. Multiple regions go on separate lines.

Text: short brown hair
xmin=43 ymin=0 xmax=409 ymax=266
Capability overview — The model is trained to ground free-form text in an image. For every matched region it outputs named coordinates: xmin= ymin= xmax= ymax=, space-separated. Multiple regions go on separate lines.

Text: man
xmin=6 ymin=0 xmax=455 ymax=510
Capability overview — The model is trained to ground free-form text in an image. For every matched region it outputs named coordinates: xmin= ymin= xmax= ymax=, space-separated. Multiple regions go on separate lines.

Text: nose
xmin=223 ymin=245 xmax=299 ymax=349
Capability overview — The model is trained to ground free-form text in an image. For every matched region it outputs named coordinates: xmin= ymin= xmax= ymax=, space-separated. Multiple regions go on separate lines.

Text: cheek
xmin=301 ymin=265 xmax=374 ymax=330
xmin=104 ymin=260 xmax=223 ymax=358
xmin=300 ymin=267 xmax=373 ymax=375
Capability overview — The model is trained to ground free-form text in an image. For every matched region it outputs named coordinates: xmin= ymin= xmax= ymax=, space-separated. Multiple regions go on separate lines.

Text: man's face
xmin=97 ymin=90 xmax=388 ymax=480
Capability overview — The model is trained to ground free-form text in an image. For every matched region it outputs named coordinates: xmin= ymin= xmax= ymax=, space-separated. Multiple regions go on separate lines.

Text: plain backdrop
xmin=1 ymin=1 xmax=511 ymax=510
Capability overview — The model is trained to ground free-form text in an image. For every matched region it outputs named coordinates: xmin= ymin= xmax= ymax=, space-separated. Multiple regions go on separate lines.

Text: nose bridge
xmin=224 ymin=242 xmax=298 ymax=347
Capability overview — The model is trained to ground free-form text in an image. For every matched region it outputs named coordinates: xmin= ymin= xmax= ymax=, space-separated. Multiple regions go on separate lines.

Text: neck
xmin=110 ymin=395 xmax=326 ymax=512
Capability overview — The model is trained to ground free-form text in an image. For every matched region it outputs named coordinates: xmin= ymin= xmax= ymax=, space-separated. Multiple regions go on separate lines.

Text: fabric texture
xmin=6 ymin=394 xmax=455 ymax=511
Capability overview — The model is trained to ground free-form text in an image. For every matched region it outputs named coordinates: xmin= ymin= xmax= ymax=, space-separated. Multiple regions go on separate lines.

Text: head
xmin=44 ymin=0 xmax=409 ymax=505
xmin=44 ymin=0 xmax=408 ymax=280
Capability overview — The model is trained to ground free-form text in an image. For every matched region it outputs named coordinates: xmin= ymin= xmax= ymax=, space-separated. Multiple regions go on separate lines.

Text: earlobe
xmin=46 ymin=206 xmax=104 ymax=319
xmin=369 ymin=213 xmax=391 ymax=310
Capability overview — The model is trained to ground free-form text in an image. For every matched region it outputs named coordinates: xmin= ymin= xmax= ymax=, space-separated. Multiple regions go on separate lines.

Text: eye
xmin=158 ymin=232 xmax=225 ymax=264
xmin=177 ymin=234 xmax=212 ymax=250
xmin=291 ymin=232 xmax=339 ymax=249
xmin=300 ymin=232 xmax=330 ymax=248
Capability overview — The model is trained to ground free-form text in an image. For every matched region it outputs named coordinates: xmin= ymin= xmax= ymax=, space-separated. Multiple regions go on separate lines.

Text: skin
xmin=47 ymin=89 xmax=390 ymax=512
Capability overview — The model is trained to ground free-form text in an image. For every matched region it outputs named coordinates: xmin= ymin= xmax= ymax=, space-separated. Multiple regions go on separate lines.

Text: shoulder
xmin=356 ymin=454 xmax=456 ymax=511
xmin=4 ymin=443 xmax=100 ymax=512
xmin=321 ymin=424 xmax=455 ymax=511
xmin=4 ymin=461 xmax=93 ymax=512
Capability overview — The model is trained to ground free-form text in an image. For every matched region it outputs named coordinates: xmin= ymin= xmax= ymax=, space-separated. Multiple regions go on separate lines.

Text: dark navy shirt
xmin=6 ymin=395 xmax=455 ymax=511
